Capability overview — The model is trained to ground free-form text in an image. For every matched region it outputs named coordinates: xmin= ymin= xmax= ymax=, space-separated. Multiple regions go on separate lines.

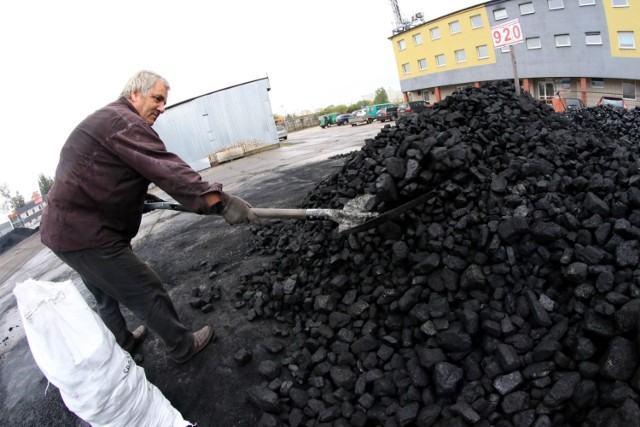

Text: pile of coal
xmin=564 ymin=105 xmax=640 ymax=144
xmin=238 ymin=80 xmax=640 ymax=427
xmin=0 ymin=227 xmax=37 ymax=256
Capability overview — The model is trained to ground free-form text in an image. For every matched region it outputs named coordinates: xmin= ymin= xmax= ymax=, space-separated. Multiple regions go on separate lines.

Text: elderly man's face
xmin=130 ymin=81 xmax=168 ymax=125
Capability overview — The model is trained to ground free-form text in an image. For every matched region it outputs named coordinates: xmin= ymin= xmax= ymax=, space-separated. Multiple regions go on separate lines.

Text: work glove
xmin=221 ymin=195 xmax=260 ymax=225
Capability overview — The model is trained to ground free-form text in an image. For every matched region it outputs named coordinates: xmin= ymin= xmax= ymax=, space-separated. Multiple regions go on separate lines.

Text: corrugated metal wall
xmin=0 ymin=220 xmax=14 ymax=236
xmin=153 ymin=77 xmax=277 ymax=166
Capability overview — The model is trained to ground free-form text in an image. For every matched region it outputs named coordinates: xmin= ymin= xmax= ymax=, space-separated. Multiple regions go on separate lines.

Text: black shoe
xmin=173 ymin=326 xmax=214 ymax=364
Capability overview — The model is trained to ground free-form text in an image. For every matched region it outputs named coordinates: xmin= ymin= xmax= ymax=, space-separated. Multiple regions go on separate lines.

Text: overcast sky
xmin=0 ymin=0 xmax=478 ymax=209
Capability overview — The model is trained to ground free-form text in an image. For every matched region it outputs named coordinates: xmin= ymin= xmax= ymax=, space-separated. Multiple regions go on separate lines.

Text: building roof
xmin=167 ymin=76 xmax=271 ymax=109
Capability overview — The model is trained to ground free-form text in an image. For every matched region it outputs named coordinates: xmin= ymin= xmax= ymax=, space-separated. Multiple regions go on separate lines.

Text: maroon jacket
xmin=41 ymin=98 xmax=223 ymax=252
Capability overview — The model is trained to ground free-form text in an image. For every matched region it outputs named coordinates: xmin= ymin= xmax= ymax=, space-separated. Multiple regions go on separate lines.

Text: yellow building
xmin=390 ymin=0 xmax=639 ymax=108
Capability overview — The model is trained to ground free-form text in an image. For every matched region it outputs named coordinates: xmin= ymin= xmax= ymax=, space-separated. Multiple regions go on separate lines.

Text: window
xmin=430 ymin=27 xmax=441 ymax=40
xmin=548 ymin=0 xmax=564 ymax=9
xmin=493 ymin=8 xmax=508 ymax=20
xmin=418 ymin=58 xmax=427 ymax=70
xmin=398 ymin=39 xmax=407 ymax=50
xmin=477 ymin=45 xmax=489 ymax=59
xmin=402 ymin=63 xmax=411 ymax=74
xmin=612 ymin=0 xmax=629 ymax=6
xmin=455 ymin=49 xmax=467 ymax=62
xmin=591 ymin=78 xmax=604 ymax=88
xmin=413 ymin=33 xmax=423 ymax=45
xmin=538 ymin=82 xmax=556 ymax=103
xmin=501 ymin=46 xmax=511 ymax=53
xmin=435 ymin=54 xmax=446 ymax=66
xmin=470 ymin=14 xmax=483 ymax=28
xmin=586 ymin=32 xmax=602 ymax=45
xmin=449 ymin=21 xmax=461 ymax=34
xmin=623 ymin=81 xmax=636 ymax=99
xmin=520 ymin=2 xmax=535 ymax=14
xmin=558 ymin=79 xmax=571 ymax=92
xmin=579 ymin=0 xmax=595 ymax=5
xmin=527 ymin=37 xmax=542 ymax=49
xmin=619 ymin=31 xmax=635 ymax=49
xmin=555 ymin=34 xmax=571 ymax=47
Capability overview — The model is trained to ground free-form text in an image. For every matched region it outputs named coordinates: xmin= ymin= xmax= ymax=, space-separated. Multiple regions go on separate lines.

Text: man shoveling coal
xmin=41 ymin=70 xmax=258 ymax=364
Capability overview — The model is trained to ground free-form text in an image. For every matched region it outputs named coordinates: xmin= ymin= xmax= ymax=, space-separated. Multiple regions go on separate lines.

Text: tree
xmin=318 ymin=105 xmax=337 ymax=116
xmin=347 ymin=100 xmax=370 ymax=112
xmin=0 ymin=184 xmax=26 ymax=213
xmin=11 ymin=192 xmax=25 ymax=210
xmin=38 ymin=173 xmax=55 ymax=196
xmin=334 ymin=104 xmax=349 ymax=114
xmin=315 ymin=87 xmax=387 ymax=117
xmin=373 ymin=87 xmax=389 ymax=105
xmin=0 ymin=183 xmax=10 ymax=213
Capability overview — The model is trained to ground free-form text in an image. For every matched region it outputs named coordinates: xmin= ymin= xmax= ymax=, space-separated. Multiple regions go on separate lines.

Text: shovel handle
xmin=250 ymin=208 xmax=311 ymax=220
xmin=144 ymin=202 xmax=190 ymax=212
xmin=144 ymin=203 xmax=325 ymax=221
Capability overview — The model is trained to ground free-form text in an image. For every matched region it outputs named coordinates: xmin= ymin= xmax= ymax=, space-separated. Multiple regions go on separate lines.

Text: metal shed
xmin=153 ymin=77 xmax=278 ymax=170
xmin=0 ymin=220 xmax=13 ymax=236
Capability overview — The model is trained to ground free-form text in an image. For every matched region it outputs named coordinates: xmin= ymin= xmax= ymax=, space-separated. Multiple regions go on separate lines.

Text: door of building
xmin=538 ymin=82 xmax=555 ymax=104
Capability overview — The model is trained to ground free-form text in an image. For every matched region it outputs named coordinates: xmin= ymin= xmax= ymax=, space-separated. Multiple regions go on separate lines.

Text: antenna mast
xmin=389 ymin=0 xmax=404 ymax=28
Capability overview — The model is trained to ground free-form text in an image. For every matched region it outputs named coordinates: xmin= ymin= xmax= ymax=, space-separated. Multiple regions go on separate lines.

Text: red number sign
xmin=491 ymin=19 xmax=524 ymax=48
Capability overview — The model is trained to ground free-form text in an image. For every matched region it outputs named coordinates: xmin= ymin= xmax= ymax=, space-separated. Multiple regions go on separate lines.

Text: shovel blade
xmin=305 ymin=194 xmax=378 ymax=233
xmin=339 ymin=190 xmax=438 ymax=235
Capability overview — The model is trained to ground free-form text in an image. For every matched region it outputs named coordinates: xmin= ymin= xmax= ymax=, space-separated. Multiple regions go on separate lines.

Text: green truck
xmin=319 ymin=113 xmax=339 ymax=128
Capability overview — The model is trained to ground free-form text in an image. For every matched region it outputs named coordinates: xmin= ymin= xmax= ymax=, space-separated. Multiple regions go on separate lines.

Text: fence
xmin=283 ymin=115 xmax=319 ymax=132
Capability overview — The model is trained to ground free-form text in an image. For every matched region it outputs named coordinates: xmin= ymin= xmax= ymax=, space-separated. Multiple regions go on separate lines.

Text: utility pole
xmin=510 ymin=47 xmax=521 ymax=96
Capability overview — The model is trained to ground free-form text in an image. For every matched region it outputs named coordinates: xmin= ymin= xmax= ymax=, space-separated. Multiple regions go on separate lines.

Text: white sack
xmin=13 ymin=279 xmax=193 ymax=427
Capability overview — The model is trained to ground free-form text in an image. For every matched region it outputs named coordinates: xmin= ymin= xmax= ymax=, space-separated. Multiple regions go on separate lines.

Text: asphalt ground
xmin=0 ymin=120 xmax=387 ymax=426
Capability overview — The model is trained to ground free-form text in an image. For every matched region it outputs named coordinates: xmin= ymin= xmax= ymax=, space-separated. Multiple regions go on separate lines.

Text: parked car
xmin=376 ymin=106 xmax=398 ymax=122
xmin=563 ymin=98 xmax=585 ymax=110
xmin=363 ymin=103 xmax=395 ymax=123
xmin=350 ymin=109 xmax=368 ymax=126
xmin=335 ymin=114 xmax=352 ymax=126
xmin=276 ymin=125 xmax=287 ymax=140
xmin=597 ymin=96 xmax=627 ymax=109
xmin=397 ymin=101 xmax=429 ymax=117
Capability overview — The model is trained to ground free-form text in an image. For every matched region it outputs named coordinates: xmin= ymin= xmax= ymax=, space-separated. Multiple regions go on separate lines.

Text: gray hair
xmin=119 ymin=70 xmax=170 ymax=99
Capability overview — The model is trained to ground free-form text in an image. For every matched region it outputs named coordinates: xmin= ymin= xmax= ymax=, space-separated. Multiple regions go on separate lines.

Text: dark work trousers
xmin=54 ymin=246 xmax=194 ymax=360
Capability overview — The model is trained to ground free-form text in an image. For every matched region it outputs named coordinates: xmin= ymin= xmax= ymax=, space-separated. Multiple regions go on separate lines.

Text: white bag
xmin=13 ymin=279 xmax=193 ymax=427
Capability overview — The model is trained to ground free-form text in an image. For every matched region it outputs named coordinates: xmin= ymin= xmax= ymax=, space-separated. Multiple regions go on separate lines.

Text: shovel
xmin=144 ymin=191 xmax=437 ymax=234
xmin=144 ymin=194 xmax=377 ymax=234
